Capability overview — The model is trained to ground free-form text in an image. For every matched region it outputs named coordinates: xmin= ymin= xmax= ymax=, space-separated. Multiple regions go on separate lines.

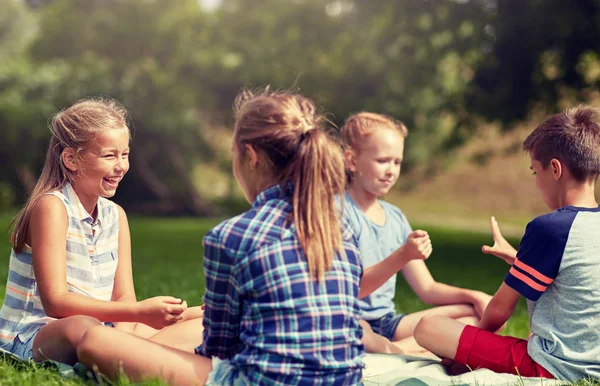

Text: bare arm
xmin=110 ymin=205 xmax=137 ymax=331
xmin=477 ymin=282 xmax=520 ymax=332
xmin=402 ymin=260 xmax=491 ymax=316
xmin=111 ymin=205 xmax=136 ymax=303
xmin=30 ymin=196 xmax=184 ymax=329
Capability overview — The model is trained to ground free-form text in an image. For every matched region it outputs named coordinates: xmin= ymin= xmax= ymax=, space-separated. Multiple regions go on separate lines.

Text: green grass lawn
xmin=0 ymin=214 xmax=583 ymax=384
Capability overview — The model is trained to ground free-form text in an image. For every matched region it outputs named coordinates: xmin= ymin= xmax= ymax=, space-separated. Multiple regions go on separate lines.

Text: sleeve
xmin=504 ymin=214 xmax=572 ymax=301
xmin=386 ymin=203 xmax=412 ymax=245
xmin=340 ymin=214 xmax=363 ymax=279
xmin=197 ymin=227 xmax=243 ymax=358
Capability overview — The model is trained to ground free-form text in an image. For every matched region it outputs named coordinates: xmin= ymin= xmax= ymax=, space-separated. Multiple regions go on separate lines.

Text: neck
xmin=347 ymin=184 xmax=379 ymax=212
xmin=558 ymin=179 xmax=598 ymax=208
xmin=71 ymin=185 xmax=99 ymax=218
xmin=251 ymin=175 xmax=277 ymax=202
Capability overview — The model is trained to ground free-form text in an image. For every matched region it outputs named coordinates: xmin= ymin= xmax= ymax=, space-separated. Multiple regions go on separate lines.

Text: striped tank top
xmin=0 ymin=183 xmax=119 ymax=345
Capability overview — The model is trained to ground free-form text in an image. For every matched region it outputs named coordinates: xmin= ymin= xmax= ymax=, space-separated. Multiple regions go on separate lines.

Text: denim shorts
xmin=0 ymin=333 xmax=36 ymax=361
xmin=366 ymin=312 xmax=406 ymax=341
xmin=206 ymin=357 xmax=249 ymax=386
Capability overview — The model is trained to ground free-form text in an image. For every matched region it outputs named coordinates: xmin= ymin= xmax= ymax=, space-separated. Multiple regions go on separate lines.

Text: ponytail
xmin=284 ymin=128 xmax=346 ymax=279
xmin=234 ymin=89 xmax=347 ymax=280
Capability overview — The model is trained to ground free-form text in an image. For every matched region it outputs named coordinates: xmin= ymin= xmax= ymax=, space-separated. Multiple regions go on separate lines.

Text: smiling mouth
xmin=103 ymin=177 xmax=121 ymax=185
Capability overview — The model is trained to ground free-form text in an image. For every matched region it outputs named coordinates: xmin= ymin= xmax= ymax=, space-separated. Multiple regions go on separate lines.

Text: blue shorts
xmin=366 ymin=312 xmax=406 ymax=341
xmin=0 ymin=333 xmax=36 ymax=362
xmin=206 ymin=357 xmax=249 ymax=386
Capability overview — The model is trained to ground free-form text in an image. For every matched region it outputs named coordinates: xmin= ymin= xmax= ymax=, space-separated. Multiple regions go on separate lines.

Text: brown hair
xmin=523 ymin=105 xmax=600 ymax=182
xmin=340 ymin=112 xmax=408 ymax=184
xmin=233 ymin=89 xmax=345 ymax=280
xmin=10 ymin=97 xmax=130 ymax=252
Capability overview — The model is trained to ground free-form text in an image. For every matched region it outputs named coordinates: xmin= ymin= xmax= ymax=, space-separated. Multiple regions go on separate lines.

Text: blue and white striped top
xmin=0 ymin=183 xmax=119 ymax=345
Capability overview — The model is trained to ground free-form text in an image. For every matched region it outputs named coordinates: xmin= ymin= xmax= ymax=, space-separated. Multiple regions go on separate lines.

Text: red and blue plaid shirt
xmin=197 ymin=183 xmax=365 ymax=385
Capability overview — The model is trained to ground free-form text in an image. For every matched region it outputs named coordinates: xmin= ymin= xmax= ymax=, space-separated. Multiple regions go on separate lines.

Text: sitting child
xmin=0 ymin=98 xmax=202 ymax=365
xmin=75 ymin=89 xmax=365 ymax=385
xmin=340 ymin=112 xmax=492 ymax=355
xmin=414 ymin=105 xmax=600 ymax=382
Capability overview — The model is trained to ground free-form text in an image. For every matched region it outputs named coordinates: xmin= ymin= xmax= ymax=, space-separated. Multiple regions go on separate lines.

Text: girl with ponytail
xmin=77 ymin=90 xmax=365 ymax=385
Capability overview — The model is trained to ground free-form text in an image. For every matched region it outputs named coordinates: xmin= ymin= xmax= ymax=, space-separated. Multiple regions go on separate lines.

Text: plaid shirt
xmin=197 ymin=184 xmax=365 ymax=385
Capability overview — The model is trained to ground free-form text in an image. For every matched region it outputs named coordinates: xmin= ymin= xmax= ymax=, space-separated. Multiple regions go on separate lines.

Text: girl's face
xmin=348 ymin=126 xmax=405 ymax=198
xmin=72 ymin=127 xmax=130 ymax=212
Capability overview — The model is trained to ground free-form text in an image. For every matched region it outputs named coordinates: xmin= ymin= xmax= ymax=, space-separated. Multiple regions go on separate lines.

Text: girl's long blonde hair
xmin=10 ymin=98 xmax=129 ymax=253
xmin=233 ymin=89 xmax=345 ymax=280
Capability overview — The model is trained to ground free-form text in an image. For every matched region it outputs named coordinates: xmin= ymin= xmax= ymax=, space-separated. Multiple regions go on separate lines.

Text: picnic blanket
xmin=363 ymin=353 xmax=564 ymax=386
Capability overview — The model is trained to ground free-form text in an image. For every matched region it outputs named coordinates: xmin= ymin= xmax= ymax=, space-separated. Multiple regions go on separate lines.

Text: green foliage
xmin=3 ymin=0 xmax=600 ymax=214
xmin=467 ymin=0 xmax=600 ymax=122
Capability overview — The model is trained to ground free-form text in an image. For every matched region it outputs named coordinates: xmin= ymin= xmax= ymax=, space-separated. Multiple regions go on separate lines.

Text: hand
xmin=468 ymin=291 xmax=492 ymax=318
xmin=400 ymin=230 xmax=432 ymax=262
xmin=481 ymin=216 xmax=517 ymax=265
xmin=441 ymin=358 xmax=471 ymax=375
xmin=135 ymin=296 xmax=187 ymax=329
xmin=180 ymin=305 xmax=204 ymax=321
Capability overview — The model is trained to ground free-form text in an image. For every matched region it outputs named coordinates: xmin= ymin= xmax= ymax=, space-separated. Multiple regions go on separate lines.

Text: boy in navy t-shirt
xmin=413 ymin=105 xmax=600 ymax=382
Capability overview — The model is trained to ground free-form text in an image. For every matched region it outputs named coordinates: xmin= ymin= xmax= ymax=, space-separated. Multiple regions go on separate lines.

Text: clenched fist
xmin=401 ymin=230 xmax=432 ymax=261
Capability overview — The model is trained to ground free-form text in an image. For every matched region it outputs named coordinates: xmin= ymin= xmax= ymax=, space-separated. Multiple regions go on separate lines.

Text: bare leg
xmin=77 ymin=325 xmax=212 ymax=385
xmin=386 ymin=305 xmax=477 ymax=357
xmin=359 ymin=320 xmax=403 ymax=354
xmin=32 ymin=315 xmax=102 ymax=365
xmin=392 ymin=304 xmax=477 ymax=342
xmin=456 ymin=316 xmax=479 ymax=326
xmin=148 ymin=318 xmax=204 ymax=352
xmin=413 ymin=315 xmax=466 ymax=360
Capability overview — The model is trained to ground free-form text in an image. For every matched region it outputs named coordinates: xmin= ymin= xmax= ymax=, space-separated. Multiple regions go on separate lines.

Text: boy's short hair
xmin=523 ymin=105 xmax=600 ymax=182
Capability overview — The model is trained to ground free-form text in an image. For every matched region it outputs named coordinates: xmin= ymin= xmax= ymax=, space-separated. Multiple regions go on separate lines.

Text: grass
xmin=0 ymin=214 xmax=594 ymax=385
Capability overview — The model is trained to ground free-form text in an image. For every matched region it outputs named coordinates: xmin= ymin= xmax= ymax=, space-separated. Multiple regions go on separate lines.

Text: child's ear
xmin=244 ymin=144 xmax=259 ymax=171
xmin=344 ymin=150 xmax=357 ymax=172
xmin=61 ymin=148 xmax=79 ymax=172
xmin=550 ymin=158 xmax=563 ymax=180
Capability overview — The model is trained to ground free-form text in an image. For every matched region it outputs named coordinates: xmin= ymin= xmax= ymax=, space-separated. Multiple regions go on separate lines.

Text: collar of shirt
xmin=63 ymin=182 xmax=106 ymax=228
xmin=252 ymin=183 xmax=293 ymax=209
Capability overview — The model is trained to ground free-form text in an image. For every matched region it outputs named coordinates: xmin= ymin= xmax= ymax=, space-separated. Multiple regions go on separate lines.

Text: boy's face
xmin=530 ymin=153 xmax=560 ymax=210
xmin=349 ymin=126 xmax=404 ymax=197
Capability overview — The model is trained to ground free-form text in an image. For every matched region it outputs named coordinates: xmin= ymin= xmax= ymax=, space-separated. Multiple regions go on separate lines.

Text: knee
xmin=359 ymin=319 xmax=373 ymax=333
xmin=63 ymin=315 xmax=103 ymax=343
xmin=413 ymin=315 xmax=443 ymax=346
xmin=76 ymin=325 xmax=107 ymax=363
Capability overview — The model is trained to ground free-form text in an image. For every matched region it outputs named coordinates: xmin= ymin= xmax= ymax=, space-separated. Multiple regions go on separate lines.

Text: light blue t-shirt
xmin=504 ymin=206 xmax=600 ymax=382
xmin=342 ymin=192 xmax=412 ymax=321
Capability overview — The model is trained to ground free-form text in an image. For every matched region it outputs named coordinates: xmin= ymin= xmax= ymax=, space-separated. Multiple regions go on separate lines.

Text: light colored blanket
xmin=363 ymin=353 xmax=564 ymax=386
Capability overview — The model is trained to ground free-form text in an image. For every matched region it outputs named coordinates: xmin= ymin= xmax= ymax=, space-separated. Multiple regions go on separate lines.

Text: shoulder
xmin=113 ymin=203 xmax=127 ymax=225
xmin=205 ymin=197 xmax=294 ymax=254
xmin=204 ymin=207 xmax=266 ymax=251
xmin=524 ymin=209 xmax=578 ymax=243
xmin=339 ymin=192 xmax=365 ymax=229
xmin=32 ymin=194 xmax=68 ymax=221
xmin=28 ymin=194 xmax=69 ymax=241
xmin=380 ymin=200 xmax=410 ymax=225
